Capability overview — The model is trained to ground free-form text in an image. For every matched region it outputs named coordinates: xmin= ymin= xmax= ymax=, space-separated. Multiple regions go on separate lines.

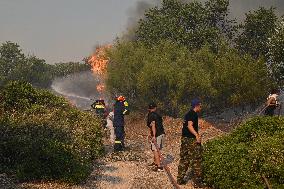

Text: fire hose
xmin=258 ymin=103 xmax=282 ymax=116
xmin=258 ymin=104 xmax=269 ymax=115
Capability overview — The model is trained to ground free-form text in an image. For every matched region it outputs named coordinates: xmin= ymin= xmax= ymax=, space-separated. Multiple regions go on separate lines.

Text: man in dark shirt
xmin=177 ymin=99 xmax=203 ymax=187
xmin=147 ymin=103 xmax=165 ymax=172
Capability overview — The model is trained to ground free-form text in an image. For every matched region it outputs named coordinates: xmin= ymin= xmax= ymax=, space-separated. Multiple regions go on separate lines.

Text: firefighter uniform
xmin=91 ymin=100 xmax=107 ymax=127
xmin=91 ymin=100 xmax=105 ymax=117
xmin=113 ymin=100 xmax=127 ymax=151
xmin=123 ymin=101 xmax=130 ymax=115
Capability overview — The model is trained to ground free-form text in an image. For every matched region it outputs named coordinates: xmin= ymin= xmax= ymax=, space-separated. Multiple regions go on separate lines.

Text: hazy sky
xmin=0 ymin=0 xmax=283 ymax=64
xmin=0 ymin=0 xmax=142 ymax=64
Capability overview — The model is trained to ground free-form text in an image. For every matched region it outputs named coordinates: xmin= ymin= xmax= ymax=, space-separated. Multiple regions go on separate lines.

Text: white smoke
xmin=228 ymin=0 xmax=284 ymax=21
xmin=51 ymin=71 xmax=101 ymax=110
xmin=128 ymin=0 xmax=284 ymax=23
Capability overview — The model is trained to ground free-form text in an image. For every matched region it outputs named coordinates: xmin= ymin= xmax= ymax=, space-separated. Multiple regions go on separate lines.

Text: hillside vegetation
xmin=107 ymin=41 xmax=272 ymax=116
xmin=105 ymin=1 xmax=284 ymax=188
xmin=0 ymin=81 xmax=103 ymax=183
xmin=0 ymin=41 xmax=90 ymax=89
xmin=106 ymin=0 xmax=284 ymax=116
xmin=203 ymin=116 xmax=284 ymax=188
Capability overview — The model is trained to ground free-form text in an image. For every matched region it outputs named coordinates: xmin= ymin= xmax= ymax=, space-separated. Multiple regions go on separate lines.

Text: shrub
xmin=0 ymin=81 xmax=103 ymax=183
xmin=1 ymin=81 xmax=68 ymax=111
xmin=107 ymin=40 xmax=273 ymax=116
xmin=203 ymin=116 xmax=284 ymax=189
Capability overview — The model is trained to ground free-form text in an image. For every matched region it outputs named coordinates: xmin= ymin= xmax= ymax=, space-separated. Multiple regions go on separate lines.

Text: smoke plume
xmin=51 ymin=71 xmax=101 ymax=110
xmin=126 ymin=0 xmax=160 ymax=29
xmin=228 ymin=0 xmax=284 ymax=21
xmin=127 ymin=0 xmax=284 ymax=25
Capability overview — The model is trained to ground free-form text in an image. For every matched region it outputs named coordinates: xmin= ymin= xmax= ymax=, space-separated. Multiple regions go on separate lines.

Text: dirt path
xmin=18 ymin=115 xmax=223 ymax=189
xmin=92 ymin=115 xmax=223 ymax=189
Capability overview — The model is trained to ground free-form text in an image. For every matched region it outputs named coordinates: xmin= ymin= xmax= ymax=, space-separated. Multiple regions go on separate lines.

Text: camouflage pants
xmin=177 ymin=137 xmax=202 ymax=183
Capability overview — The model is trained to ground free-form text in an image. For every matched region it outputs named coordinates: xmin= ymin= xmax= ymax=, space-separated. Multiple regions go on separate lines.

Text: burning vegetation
xmin=86 ymin=45 xmax=111 ymax=96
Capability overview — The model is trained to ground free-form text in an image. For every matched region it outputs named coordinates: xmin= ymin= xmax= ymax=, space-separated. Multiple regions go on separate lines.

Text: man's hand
xmin=152 ymin=136 xmax=157 ymax=143
xmin=196 ymin=134 xmax=202 ymax=144
xmin=147 ymin=135 xmax=152 ymax=143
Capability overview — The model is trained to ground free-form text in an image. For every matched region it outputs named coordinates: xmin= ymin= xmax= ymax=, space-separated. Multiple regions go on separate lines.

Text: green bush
xmin=203 ymin=116 xmax=284 ymax=189
xmin=107 ymin=40 xmax=273 ymax=116
xmin=1 ymin=81 xmax=68 ymax=111
xmin=0 ymin=81 xmax=103 ymax=183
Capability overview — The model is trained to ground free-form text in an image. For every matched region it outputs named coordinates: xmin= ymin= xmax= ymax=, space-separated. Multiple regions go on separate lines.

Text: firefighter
xmin=91 ymin=99 xmax=105 ymax=117
xmin=91 ymin=99 xmax=107 ymax=127
xmin=265 ymin=89 xmax=280 ymax=116
xmin=113 ymin=96 xmax=129 ymax=152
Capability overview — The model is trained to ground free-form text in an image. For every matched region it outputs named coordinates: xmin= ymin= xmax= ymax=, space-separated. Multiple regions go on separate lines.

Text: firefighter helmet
xmin=116 ymin=95 xmax=126 ymax=102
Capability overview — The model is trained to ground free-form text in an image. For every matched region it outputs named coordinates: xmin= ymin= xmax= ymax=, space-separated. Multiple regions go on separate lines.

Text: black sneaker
xmin=193 ymin=180 xmax=206 ymax=188
xmin=177 ymin=179 xmax=187 ymax=185
xmin=152 ymin=166 xmax=164 ymax=172
xmin=148 ymin=162 xmax=156 ymax=167
xmin=157 ymin=167 xmax=163 ymax=172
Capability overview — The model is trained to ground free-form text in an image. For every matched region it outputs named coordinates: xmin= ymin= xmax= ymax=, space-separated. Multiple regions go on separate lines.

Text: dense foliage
xmin=136 ymin=0 xmax=235 ymax=51
xmin=203 ymin=116 xmax=284 ymax=189
xmin=105 ymin=0 xmax=284 ymax=115
xmin=269 ymin=17 xmax=284 ymax=85
xmin=235 ymin=7 xmax=284 ymax=85
xmin=236 ymin=7 xmax=278 ymax=59
xmin=0 ymin=81 xmax=103 ymax=183
xmin=0 ymin=41 xmax=91 ymax=88
xmin=107 ymin=40 xmax=273 ymax=116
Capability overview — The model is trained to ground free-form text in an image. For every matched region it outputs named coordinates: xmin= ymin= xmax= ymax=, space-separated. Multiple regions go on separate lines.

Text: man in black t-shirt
xmin=147 ymin=103 xmax=165 ymax=172
xmin=177 ymin=99 xmax=204 ymax=187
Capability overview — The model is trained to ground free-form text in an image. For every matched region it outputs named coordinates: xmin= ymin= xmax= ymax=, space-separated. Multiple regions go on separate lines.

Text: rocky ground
xmin=0 ymin=173 xmax=21 ymax=189
xmin=7 ymin=113 xmax=224 ymax=189
xmin=92 ymin=114 xmax=224 ymax=189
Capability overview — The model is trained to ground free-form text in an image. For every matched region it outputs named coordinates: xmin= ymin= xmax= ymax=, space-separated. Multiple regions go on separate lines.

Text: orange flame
xmin=87 ymin=45 xmax=111 ymax=95
xmin=96 ymin=83 xmax=105 ymax=93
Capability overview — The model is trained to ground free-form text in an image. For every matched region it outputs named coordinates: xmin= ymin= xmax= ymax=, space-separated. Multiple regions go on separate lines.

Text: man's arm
xmin=151 ymin=121 xmax=157 ymax=137
xmin=266 ymin=97 xmax=273 ymax=106
xmin=188 ymin=121 xmax=201 ymax=143
xmin=147 ymin=121 xmax=156 ymax=142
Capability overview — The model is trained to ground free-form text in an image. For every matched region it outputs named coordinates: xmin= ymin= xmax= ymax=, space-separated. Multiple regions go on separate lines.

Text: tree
xmin=0 ymin=41 xmax=25 ymax=64
xmin=0 ymin=41 xmax=91 ymax=88
xmin=268 ymin=17 xmax=284 ymax=85
xmin=107 ymin=40 xmax=273 ymax=116
xmin=25 ymin=56 xmax=53 ymax=88
xmin=106 ymin=41 xmax=148 ymax=105
xmin=205 ymin=0 xmax=236 ymax=39
xmin=236 ymin=7 xmax=278 ymax=59
xmin=136 ymin=0 xmax=235 ymax=51
xmin=0 ymin=41 xmax=26 ymax=82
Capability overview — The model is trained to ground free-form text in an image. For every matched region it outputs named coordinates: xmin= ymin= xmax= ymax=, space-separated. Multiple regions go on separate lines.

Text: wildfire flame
xmin=96 ymin=83 xmax=105 ymax=93
xmin=87 ymin=45 xmax=111 ymax=95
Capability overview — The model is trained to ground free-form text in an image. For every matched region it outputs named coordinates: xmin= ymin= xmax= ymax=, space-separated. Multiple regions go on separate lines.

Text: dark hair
xmin=148 ymin=102 xmax=157 ymax=109
xmin=271 ymin=89 xmax=280 ymax=94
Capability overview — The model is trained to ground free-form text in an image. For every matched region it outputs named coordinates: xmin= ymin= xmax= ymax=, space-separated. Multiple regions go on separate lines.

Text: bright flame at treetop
xmin=87 ymin=45 xmax=111 ymax=95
